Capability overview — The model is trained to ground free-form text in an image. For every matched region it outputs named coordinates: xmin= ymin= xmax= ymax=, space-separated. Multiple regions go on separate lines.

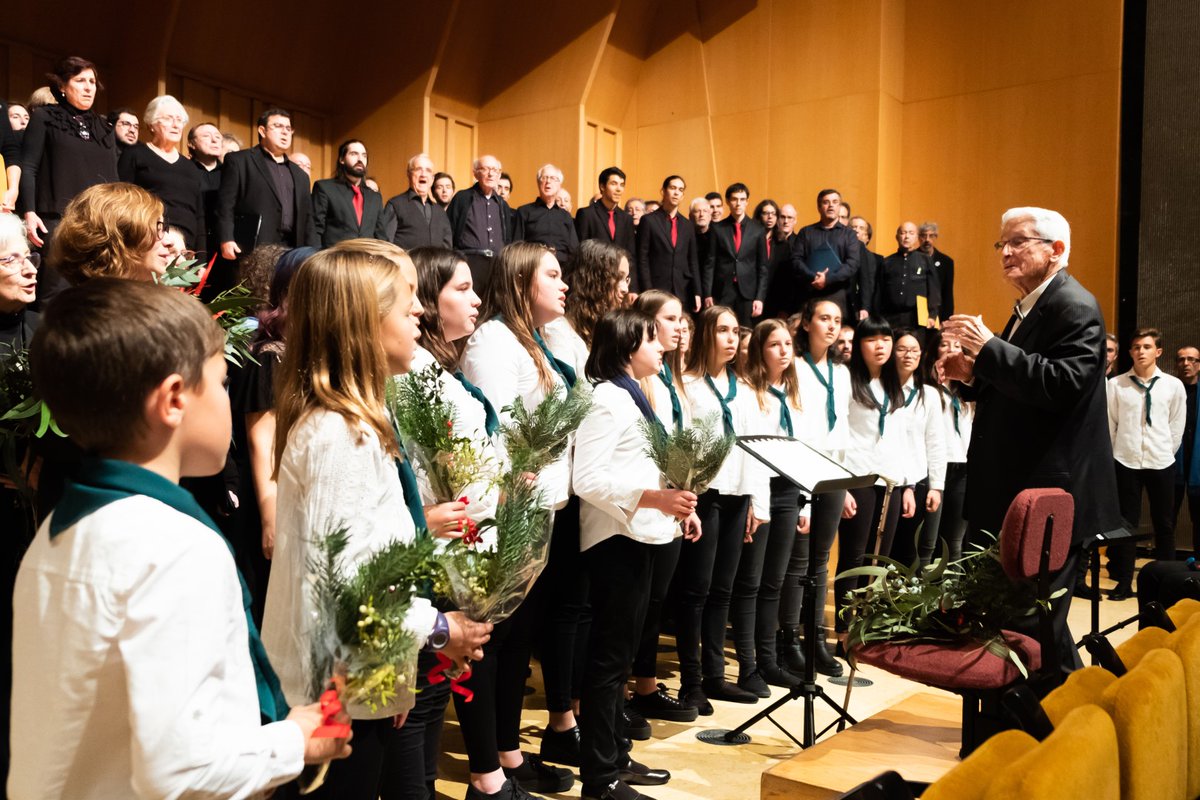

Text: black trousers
xmin=380 ymin=651 xmax=450 ymax=800
xmin=731 ymin=479 xmax=802 ymax=673
xmin=919 ymin=463 xmax=968 ymax=566
xmin=538 ymin=497 xmax=589 ymax=712
xmin=306 ymin=717 xmax=406 ymax=800
xmin=464 ymin=252 xmax=495 ymax=297
xmin=631 ymin=536 xmax=682 ymax=679
xmin=834 ymin=485 xmax=903 ymax=632
xmin=1174 ymin=484 xmax=1200 ymax=558
xmin=580 ymin=535 xmax=654 ymax=790
xmin=714 ymin=280 xmax=758 ymax=328
xmin=890 ymin=480 xmax=930 ymax=567
xmin=454 ymin=563 xmax=546 ymax=773
xmin=781 ymin=489 xmax=844 ymax=634
xmin=675 ymin=490 xmax=749 ymax=686
xmin=1111 ymin=462 xmax=1178 ymax=581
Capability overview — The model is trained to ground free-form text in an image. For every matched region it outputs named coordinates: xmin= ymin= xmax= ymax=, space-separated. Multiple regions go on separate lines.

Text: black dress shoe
xmin=1073 ymin=581 xmax=1100 ymax=601
xmin=760 ymin=662 xmax=803 ymax=688
xmin=630 ymin=683 xmax=698 ymax=722
xmin=581 ymin=779 xmax=656 ymax=800
xmin=701 ymin=677 xmax=759 ymax=704
xmin=679 ymin=685 xmax=713 ymax=716
xmin=1108 ymin=582 xmax=1135 ymax=601
xmin=737 ymin=670 xmax=772 ymax=698
xmin=539 ymin=724 xmax=581 ymax=767
xmin=465 ymin=778 xmax=543 ymax=800
xmin=618 ymin=758 xmax=670 ymax=786
xmin=813 ymin=639 xmax=845 ymax=678
xmin=503 ymin=754 xmax=573 ymax=793
xmin=623 ymin=703 xmax=651 ymax=741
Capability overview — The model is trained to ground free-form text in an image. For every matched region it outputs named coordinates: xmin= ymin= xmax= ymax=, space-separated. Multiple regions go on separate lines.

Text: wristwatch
xmin=428 ymin=612 xmax=451 ymax=651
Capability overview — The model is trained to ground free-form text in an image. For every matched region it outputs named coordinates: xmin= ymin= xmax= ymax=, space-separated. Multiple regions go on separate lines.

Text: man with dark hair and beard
xmin=311 ymin=138 xmax=386 ymax=247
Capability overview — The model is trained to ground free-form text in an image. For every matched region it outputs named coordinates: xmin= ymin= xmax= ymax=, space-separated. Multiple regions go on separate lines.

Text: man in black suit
xmin=512 ymin=163 xmax=578 ymax=268
xmin=941 ymin=206 xmax=1121 ymax=672
xmin=848 ymin=215 xmax=883 ymax=321
xmin=702 ymin=183 xmax=767 ymax=326
xmin=382 ymin=153 xmax=452 ymax=251
xmin=217 ymin=107 xmax=316 ymax=260
xmin=919 ymin=221 xmax=956 ymax=319
xmin=311 ymin=139 xmax=386 ymax=248
xmin=575 ymin=166 xmax=636 ymax=284
xmin=875 ymin=221 xmax=940 ymax=332
xmin=446 ymin=153 xmax=511 ymax=292
xmin=790 ymin=188 xmax=860 ymax=320
xmin=186 ymin=122 xmax=223 ymax=257
xmin=636 ymin=175 xmax=700 ymax=311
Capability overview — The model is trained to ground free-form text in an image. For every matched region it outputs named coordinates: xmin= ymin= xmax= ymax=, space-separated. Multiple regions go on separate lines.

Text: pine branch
xmin=500 ymin=382 xmax=593 ymax=474
xmin=639 ymin=413 xmax=734 ymax=493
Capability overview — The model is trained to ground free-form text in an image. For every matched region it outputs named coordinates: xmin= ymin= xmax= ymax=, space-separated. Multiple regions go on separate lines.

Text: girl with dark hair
xmin=788 ymin=299 xmax=852 ymax=676
xmin=543 ymin=239 xmax=630 ymax=376
xmin=627 ymin=290 xmax=701 ymax=724
xmin=460 ymin=242 xmax=584 ymax=790
xmin=920 ymin=330 xmax=973 ymax=565
xmin=889 ymin=328 xmax=946 ymax=567
xmin=574 ymin=308 xmax=698 ymax=800
xmin=675 ymin=306 xmax=768 ymax=714
xmin=834 ymin=315 xmax=914 ymax=636
xmin=730 ymin=318 xmax=806 ymax=693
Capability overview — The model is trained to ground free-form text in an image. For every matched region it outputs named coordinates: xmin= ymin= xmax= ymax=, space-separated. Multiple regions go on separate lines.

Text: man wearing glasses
xmin=447 ymin=154 xmax=512 ymax=292
xmin=940 ymin=206 xmax=1120 ymax=671
xmin=216 ymin=108 xmax=316 ymax=264
xmin=1176 ymin=346 xmax=1200 ymax=557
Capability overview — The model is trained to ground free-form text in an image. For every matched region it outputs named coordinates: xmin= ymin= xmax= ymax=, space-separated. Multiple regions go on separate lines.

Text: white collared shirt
xmin=645 ymin=368 xmax=693 ymax=431
xmin=542 ymin=317 xmax=590 ymax=379
xmin=843 ymin=377 xmax=911 ymax=485
xmin=899 ymin=380 xmax=948 ymax=490
xmin=1107 ymin=366 xmax=1187 ymax=470
xmin=938 ymin=388 xmax=974 ymax=463
xmin=681 ymin=372 xmax=770 ymax=519
xmin=12 ymin=498 xmax=304 ymax=799
xmin=263 ymin=408 xmax=438 ymax=720
xmin=794 ymin=354 xmax=851 ymax=458
xmin=1008 ymin=269 xmax=1062 ymax=339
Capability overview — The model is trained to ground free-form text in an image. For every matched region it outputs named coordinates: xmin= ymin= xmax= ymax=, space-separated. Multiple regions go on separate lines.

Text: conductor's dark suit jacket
xmin=963 ymin=270 xmax=1121 ymax=544
xmin=636 ymin=208 xmax=699 ymax=304
xmin=216 ymin=147 xmax=316 ymax=248
xmin=312 ymin=178 xmax=386 ymax=247
xmin=703 ymin=215 xmax=768 ymax=302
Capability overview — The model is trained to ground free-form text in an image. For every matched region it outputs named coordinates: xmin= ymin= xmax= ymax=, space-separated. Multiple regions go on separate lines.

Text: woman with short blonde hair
xmin=51 ymin=182 xmax=170 ymax=284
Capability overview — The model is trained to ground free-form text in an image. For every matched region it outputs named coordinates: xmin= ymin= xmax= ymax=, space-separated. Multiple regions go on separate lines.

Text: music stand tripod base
xmin=696 ymin=728 xmax=752 ymax=745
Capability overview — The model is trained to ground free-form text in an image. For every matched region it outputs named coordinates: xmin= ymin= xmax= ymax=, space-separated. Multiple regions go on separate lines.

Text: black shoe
xmin=1074 ymin=581 xmax=1100 ymax=601
xmin=618 ymin=758 xmax=670 ymax=786
xmin=737 ymin=670 xmax=772 ymax=698
xmin=813 ymin=636 xmax=845 ymax=678
xmin=581 ymin=779 xmax=656 ymax=800
xmin=465 ymin=778 xmax=543 ymax=800
xmin=1108 ymin=582 xmax=1135 ymax=602
xmin=679 ymin=685 xmax=713 ymax=716
xmin=760 ymin=662 xmax=803 ymax=688
xmin=539 ymin=725 xmax=581 ymax=767
xmin=623 ymin=703 xmax=651 ymax=741
xmin=503 ymin=754 xmax=573 ymax=793
xmin=778 ymin=627 xmax=806 ymax=675
xmin=701 ymin=677 xmax=759 ymax=704
xmin=630 ymin=683 xmax=698 ymax=722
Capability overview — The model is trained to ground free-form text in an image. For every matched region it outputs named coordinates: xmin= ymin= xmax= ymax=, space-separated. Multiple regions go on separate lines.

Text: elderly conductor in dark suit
xmin=940 ymin=206 xmax=1120 ymax=671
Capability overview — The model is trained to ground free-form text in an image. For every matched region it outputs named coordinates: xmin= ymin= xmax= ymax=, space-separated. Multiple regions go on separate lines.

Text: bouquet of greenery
xmin=307 ymin=526 xmax=439 ymax=714
xmin=639 ymin=412 xmax=735 ymax=494
xmin=836 ymin=535 xmax=1063 ymax=677
xmin=499 ymin=381 xmax=592 ymax=475
xmin=388 ymin=363 xmax=497 ymax=514
xmin=158 ymin=256 xmax=259 ymax=366
xmin=0 ymin=344 xmax=65 ymax=512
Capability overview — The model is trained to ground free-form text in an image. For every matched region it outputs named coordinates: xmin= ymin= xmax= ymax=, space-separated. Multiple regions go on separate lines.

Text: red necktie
xmin=607 ymin=208 xmax=616 ymax=239
xmin=766 ymin=235 xmax=772 ymax=260
xmin=670 ymin=214 xmax=678 ymax=247
xmin=351 ymin=183 xmax=364 ymax=226
xmin=733 ymin=219 xmax=742 ymax=252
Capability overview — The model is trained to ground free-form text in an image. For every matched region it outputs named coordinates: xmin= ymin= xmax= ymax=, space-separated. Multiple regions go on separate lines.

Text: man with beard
xmin=311 ymin=139 xmax=385 ymax=247
xmin=107 ymin=107 xmax=139 ymax=156
xmin=385 ymin=153 xmax=454 ymax=251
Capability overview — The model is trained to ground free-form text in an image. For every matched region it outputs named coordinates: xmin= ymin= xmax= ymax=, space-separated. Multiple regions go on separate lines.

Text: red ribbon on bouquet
xmin=427 ymin=652 xmax=475 ymax=702
xmin=312 ymin=688 xmax=352 ymax=738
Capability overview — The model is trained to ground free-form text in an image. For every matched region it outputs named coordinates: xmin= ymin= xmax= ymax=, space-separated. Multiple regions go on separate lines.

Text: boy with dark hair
xmin=10 ymin=279 xmax=348 ymax=798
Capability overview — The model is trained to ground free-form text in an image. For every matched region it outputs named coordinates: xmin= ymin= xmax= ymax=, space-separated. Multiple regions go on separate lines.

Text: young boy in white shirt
xmin=9 ymin=279 xmax=350 ymax=800
xmin=1106 ymin=326 xmax=1187 ymax=600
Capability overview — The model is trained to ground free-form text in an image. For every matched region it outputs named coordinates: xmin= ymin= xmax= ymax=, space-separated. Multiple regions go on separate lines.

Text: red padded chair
xmin=852 ymin=488 xmax=1075 ymax=756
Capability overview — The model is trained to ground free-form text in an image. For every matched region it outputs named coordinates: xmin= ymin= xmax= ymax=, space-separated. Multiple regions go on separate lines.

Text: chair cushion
xmin=922 ymin=730 xmax=1038 ymax=800
xmin=854 ymin=631 xmax=1042 ymax=691
xmin=984 ymin=705 xmax=1119 ymax=800
xmin=999 ymin=489 xmax=1073 ymax=580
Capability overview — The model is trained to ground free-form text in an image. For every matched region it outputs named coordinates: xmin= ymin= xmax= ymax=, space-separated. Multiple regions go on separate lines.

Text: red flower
xmin=461 ymin=518 xmax=482 ymax=546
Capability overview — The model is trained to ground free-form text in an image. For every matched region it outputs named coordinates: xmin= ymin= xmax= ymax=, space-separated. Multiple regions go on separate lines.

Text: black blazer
xmin=216 ymin=147 xmax=316 ymax=248
xmin=383 ymin=189 xmax=453 ymax=250
xmin=963 ymin=271 xmax=1121 ymax=544
xmin=446 ymin=183 xmax=513 ymax=250
xmin=312 ymin=177 xmax=386 ymax=247
xmin=761 ymin=234 xmax=796 ymax=318
xmin=575 ymin=200 xmax=636 ymax=285
xmin=703 ymin=215 xmax=768 ymax=301
xmin=636 ymin=208 xmax=699 ymax=304
xmin=930 ymin=248 xmax=956 ymax=318
xmin=854 ymin=245 xmax=884 ymax=317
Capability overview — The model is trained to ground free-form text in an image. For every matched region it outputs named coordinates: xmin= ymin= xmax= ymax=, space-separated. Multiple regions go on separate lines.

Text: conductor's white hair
xmin=1002 ymin=207 xmax=1071 ymax=266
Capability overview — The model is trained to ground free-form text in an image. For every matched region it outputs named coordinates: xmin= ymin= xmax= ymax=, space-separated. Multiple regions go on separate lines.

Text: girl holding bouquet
xmin=676 ymin=306 xmax=769 ymax=714
xmin=460 ymin=241 xmax=579 ymax=797
xmin=574 ymin=309 xmax=699 ymax=800
xmin=790 ymin=299 xmax=853 ymax=677
xmin=262 ymin=241 xmax=490 ymax=800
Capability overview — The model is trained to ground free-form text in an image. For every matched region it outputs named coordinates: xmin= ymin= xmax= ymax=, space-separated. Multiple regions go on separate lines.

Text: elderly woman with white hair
xmin=117 ymin=94 xmax=205 ymax=253
xmin=0 ymin=212 xmax=38 ymax=350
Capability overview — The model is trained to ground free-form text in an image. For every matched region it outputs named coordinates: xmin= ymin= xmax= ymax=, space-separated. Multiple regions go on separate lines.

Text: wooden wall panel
xmin=480 ymin=106 xmax=579 ymax=208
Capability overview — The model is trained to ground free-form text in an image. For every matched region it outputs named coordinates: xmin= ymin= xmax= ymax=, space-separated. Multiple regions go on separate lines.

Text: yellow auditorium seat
xmin=1168 ymin=598 xmax=1200 ymax=629
xmin=919 ymin=730 xmax=1037 ymax=800
xmin=1039 ymin=665 xmax=1116 ymax=726
xmin=1167 ymin=616 xmax=1200 ymax=798
xmin=983 ymin=705 xmax=1119 ymax=800
xmin=1114 ymin=625 xmax=1171 ymax=669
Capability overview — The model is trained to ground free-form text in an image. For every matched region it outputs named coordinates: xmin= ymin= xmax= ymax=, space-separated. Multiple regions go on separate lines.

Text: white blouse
xmin=573 ymin=382 xmax=680 ymax=551
xmin=899 ymin=380 xmax=948 ymax=491
xmin=843 ymin=377 xmax=911 ymax=486
xmin=794 ymin=353 xmax=851 ymax=459
xmin=12 ymin=498 xmax=303 ymax=799
xmin=542 ymin=316 xmax=590 ymax=379
xmin=405 ymin=346 xmax=502 ymax=547
xmin=645 ymin=368 xmax=692 ymax=431
xmin=460 ymin=318 xmax=572 ymax=509
xmin=263 ymin=408 xmax=438 ymax=720
xmin=939 ymin=389 xmax=974 ymax=464
xmin=681 ymin=371 xmax=769 ymax=519
xmin=742 ymin=382 xmax=803 ymax=498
